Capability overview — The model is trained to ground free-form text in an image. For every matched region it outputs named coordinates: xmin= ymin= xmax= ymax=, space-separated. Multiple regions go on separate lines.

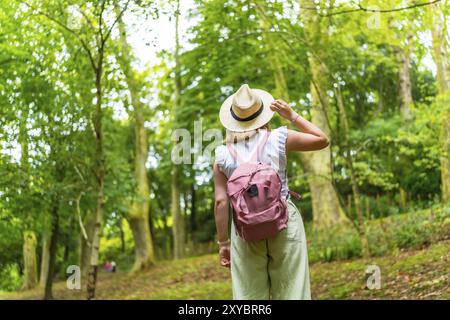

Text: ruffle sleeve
xmin=277 ymin=125 xmax=288 ymax=159
xmin=214 ymin=145 xmax=226 ymax=172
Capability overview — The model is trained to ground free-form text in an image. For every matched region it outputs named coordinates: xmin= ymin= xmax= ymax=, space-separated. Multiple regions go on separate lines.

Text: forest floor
xmin=1 ymin=240 xmax=449 ymax=300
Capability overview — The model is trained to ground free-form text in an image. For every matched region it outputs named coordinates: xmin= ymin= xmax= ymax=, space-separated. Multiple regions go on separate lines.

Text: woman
xmin=213 ymin=84 xmax=329 ymax=300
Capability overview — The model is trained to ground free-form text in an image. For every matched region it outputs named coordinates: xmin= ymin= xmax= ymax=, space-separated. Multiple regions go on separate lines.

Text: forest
xmin=0 ymin=0 xmax=449 ymax=300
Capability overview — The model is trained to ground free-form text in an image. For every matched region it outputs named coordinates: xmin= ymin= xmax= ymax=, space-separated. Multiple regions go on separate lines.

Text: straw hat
xmin=219 ymin=84 xmax=275 ymax=132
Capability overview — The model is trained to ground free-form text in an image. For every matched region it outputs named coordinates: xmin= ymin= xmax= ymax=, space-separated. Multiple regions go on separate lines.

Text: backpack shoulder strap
xmin=250 ymin=130 xmax=271 ymax=162
xmin=226 ymin=142 xmax=245 ymax=165
xmin=227 ymin=130 xmax=271 ymax=164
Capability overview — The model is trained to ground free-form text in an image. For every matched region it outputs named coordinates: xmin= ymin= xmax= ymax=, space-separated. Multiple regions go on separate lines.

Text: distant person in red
xmin=104 ymin=261 xmax=113 ymax=272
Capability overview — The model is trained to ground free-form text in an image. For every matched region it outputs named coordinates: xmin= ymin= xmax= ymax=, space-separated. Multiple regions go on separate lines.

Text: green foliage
xmin=308 ymin=204 xmax=450 ymax=263
xmin=0 ymin=0 xmax=449 ymax=299
xmin=0 ymin=264 xmax=22 ymax=292
xmin=99 ymin=218 xmax=135 ymax=271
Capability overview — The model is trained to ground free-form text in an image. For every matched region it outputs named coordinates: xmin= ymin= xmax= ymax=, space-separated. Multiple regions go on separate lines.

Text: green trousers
xmin=230 ymin=199 xmax=311 ymax=300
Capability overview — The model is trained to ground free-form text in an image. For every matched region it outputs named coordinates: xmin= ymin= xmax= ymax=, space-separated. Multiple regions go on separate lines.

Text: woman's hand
xmin=219 ymin=244 xmax=230 ymax=268
xmin=270 ymin=99 xmax=297 ymax=121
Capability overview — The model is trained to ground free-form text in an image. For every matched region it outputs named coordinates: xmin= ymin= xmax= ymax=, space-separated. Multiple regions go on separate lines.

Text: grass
xmin=311 ymin=240 xmax=450 ymax=299
xmin=307 ymin=204 xmax=450 ymax=263
xmin=1 ymin=240 xmax=449 ymax=300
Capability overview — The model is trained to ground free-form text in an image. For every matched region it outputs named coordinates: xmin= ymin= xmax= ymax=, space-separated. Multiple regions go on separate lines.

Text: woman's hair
xmin=224 ymin=123 xmax=271 ymax=144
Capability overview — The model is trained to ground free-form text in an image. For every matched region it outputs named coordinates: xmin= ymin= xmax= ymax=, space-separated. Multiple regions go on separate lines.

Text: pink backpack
xmin=226 ymin=131 xmax=288 ymax=242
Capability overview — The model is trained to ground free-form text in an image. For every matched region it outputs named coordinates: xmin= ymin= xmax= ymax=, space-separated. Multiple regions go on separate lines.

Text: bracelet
xmin=217 ymin=239 xmax=230 ymax=246
xmin=290 ymin=113 xmax=300 ymax=123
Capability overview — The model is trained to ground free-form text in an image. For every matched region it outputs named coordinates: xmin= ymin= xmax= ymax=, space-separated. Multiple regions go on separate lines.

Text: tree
xmin=22 ymin=231 xmax=38 ymax=290
xmin=296 ymin=0 xmax=348 ymax=227
xmin=171 ymin=0 xmax=185 ymax=260
xmin=114 ymin=3 xmax=156 ymax=272
xmin=395 ymin=31 xmax=414 ymax=122
xmin=19 ymin=104 xmax=39 ymax=290
xmin=428 ymin=0 xmax=450 ymax=202
xmin=25 ymin=0 xmax=132 ymax=299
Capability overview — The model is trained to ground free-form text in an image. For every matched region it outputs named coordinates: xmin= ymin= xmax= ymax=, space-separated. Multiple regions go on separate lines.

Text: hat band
xmin=230 ymin=103 xmax=264 ymax=122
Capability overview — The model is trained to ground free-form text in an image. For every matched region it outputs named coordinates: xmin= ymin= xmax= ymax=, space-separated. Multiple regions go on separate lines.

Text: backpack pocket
xmin=234 ymin=201 xmax=288 ymax=242
xmin=235 ymin=201 xmax=285 ymax=226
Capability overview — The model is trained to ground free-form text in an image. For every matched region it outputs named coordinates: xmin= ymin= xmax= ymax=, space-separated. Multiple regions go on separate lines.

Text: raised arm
xmin=270 ymin=99 xmax=329 ymax=152
xmin=213 ymin=161 xmax=230 ymax=268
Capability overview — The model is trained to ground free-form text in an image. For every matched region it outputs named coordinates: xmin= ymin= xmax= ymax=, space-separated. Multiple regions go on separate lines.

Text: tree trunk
xmin=22 ymin=231 xmax=38 ymax=290
xmin=399 ymin=187 xmax=407 ymax=211
xmin=119 ymin=218 xmax=126 ymax=252
xmin=429 ymin=2 xmax=450 ymax=203
xmin=19 ymin=104 xmax=38 ymax=290
xmin=396 ymin=33 xmax=414 ymax=122
xmin=44 ymin=202 xmax=59 ymax=300
xmin=429 ymin=2 xmax=450 ymax=94
xmin=254 ymin=2 xmax=289 ymax=100
xmin=394 ymin=20 xmax=414 ymax=122
xmin=303 ymin=9 xmax=348 ymax=227
xmin=86 ymin=60 xmax=105 ymax=300
xmin=256 ymin=1 xmax=347 ymax=228
xmin=39 ymin=233 xmax=51 ymax=287
xmin=336 ymin=86 xmax=370 ymax=258
xmin=365 ymin=197 xmax=370 ymax=220
xmin=62 ymin=216 xmax=73 ymax=266
xmin=190 ymin=182 xmax=196 ymax=233
xmin=128 ymin=215 xmax=154 ymax=269
xmin=114 ymin=4 xmax=155 ymax=271
xmin=171 ymin=166 xmax=185 ymax=259
xmin=79 ymin=211 xmax=95 ymax=284
xmin=171 ymin=0 xmax=185 ymax=260
xmin=127 ymin=116 xmax=155 ymax=271
xmin=300 ymin=77 xmax=346 ymax=227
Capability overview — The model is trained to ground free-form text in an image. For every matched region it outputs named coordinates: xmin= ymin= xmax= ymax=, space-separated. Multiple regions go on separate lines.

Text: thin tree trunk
xmin=79 ymin=211 xmax=95 ymax=284
xmin=44 ymin=202 xmax=59 ymax=300
xmin=347 ymin=194 xmax=352 ymax=217
xmin=396 ymin=33 xmax=414 ymax=121
xmin=86 ymin=59 xmax=105 ymax=300
xmin=39 ymin=233 xmax=51 ymax=287
xmin=33 ymin=1 xmax=130 ymax=300
xmin=429 ymin=1 xmax=450 ymax=202
xmin=172 ymin=0 xmax=185 ymax=260
xmin=399 ymin=187 xmax=407 ymax=211
xmin=190 ymin=182 xmax=196 ymax=233
xmin=119 ymin=218 xmax=126 ymax=253
xmin=22 ymin=231 xmax=38 ymax=290
xmin=335 ymin=86 xmax=370 ymax=258
xmin=114 ymin=4 xmax=155 ymax=272
xmin=19 ymin=104 xmax=39 ymax=290
xmin=171 ymin=167 xmax=184 ymax=259
xmin=62 ymin=216 xmax=73 ymax=265
xmin=365 ymin=197 xmax=370 ymax=220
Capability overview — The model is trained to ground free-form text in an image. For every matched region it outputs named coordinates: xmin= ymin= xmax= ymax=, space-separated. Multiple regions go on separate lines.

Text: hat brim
xmin=219 ymin=89 xmax=275 ymax=132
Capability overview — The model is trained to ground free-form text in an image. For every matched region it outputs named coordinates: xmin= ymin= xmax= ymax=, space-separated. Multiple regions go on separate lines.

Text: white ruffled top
xmin=214 ymin=126 xmax=289 ymax=199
